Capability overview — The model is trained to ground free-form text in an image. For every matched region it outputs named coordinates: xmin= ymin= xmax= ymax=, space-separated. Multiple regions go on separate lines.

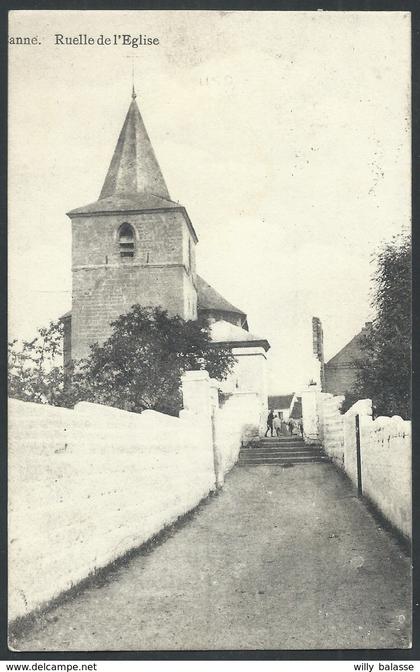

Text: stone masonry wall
xmin=71 ymin=265 xmax=186 ymax=359
xmin=71 ymin=209 xmax=197 ymax=360
xmin=72 ymin=210 xmax=189 ymax=268
xmin=324 ymin=363 xmax=358 ymax=397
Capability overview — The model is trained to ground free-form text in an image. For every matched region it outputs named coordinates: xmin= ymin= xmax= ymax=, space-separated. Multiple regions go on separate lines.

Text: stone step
xmin=240 ymin=451 xmax=327 ymax=458
xmin=238 ymin=437 xmax=328 ymax=467
xmin=248 ymin=444 xmax=307 ymax=450
xmin=254 ymin=436 xmax=303 ymax=442
xmin=258 ymin=436 xmax=303 ymax=442
xmin=240 ymin=445 xmax=322 ymax=452
xmin=239 ymin=450 xmax=324 ymax=460
xmin=240 ymin=445 xmax=317 ymax=452
xmin=240 ymin=449 xmax=319 ymax=455
xmin=253 ymin=438 xmax=306 ymax=443
xmin=238 ymin=455 xmax=329 ymax=466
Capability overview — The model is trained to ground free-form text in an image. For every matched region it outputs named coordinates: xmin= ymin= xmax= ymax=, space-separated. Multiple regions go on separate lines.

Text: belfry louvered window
xmin=119 ymin=223 xmax=135 ymax=258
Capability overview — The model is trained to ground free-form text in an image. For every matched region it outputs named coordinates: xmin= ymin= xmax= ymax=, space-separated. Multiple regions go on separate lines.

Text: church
xmin=62 ymin=87 xmax=270 ymax=424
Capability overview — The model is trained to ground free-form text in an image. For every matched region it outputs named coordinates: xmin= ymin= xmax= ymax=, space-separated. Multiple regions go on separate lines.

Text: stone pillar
xmin=180 ymin=370 xmax=218 ymax=489
xmin=301 ymin=385 xmax=321 ymax=445
xmin=209 ymin=378 xmax=224 ymax=488
xmin=181 ymin=370 xmax=212 ymax=419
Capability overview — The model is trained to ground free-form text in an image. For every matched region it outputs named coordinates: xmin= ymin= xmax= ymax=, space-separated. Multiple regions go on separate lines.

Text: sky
xmin=8 ymin=10 xmax=411 ymax=394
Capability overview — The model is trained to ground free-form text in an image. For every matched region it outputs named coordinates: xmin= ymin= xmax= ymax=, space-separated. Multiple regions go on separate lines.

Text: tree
xmin=9 ymin=306 xmax=236 ymax=416
xmin=347 ymin=233 xmax=411 ymax=419
xmin=8 ymin=320 xmax=69 ymax=406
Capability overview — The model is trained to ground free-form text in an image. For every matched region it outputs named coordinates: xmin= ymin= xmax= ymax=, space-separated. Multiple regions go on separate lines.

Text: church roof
xmin=101 ymin=90 xmax=170 ymax=200
xmin=67 ymin=192 xmax=181 ymax=217
xmin=210 ymin=320 xmax=270 ymax=352
xmin=197 ymin=276 xmax=246 ymax=317
xmin=67 ymin=89 xmax=188 ymax=219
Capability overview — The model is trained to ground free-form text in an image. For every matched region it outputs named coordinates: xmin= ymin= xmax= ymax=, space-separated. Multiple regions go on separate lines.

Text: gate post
xmin=209 ymin=378 xmax=224 ymax=489
xmin=301 ymin=386 xmax=321 ymax=444
xmin=180 ymin=370 xmax=219 ymax=490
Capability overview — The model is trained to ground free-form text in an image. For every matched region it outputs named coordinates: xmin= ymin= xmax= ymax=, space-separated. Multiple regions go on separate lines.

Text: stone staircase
xmin=238 ymin=435 xmax=328 ymax=467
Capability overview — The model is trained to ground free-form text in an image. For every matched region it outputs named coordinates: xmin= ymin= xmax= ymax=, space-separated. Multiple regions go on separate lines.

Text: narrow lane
xmin=13 ymin=462 xmax=411 ymax=651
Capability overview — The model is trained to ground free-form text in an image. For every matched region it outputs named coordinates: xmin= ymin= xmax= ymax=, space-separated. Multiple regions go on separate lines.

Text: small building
xmin=210 ymin=320 xmax=270 ymax=434
xmin=268 ymin=393 xmax=295 ymax=421
xmin=289 ymin=396 xmax=302 ymax=420
xmin=324 ymin=322 xmax=371 ymax=396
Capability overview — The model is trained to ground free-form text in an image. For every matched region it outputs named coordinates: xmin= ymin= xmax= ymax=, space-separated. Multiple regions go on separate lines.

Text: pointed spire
xmin=99 ymin=91 xmax=170 ymax=201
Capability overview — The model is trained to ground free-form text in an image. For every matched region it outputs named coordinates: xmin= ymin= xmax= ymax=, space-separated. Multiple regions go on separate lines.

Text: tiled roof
xmin=67 ymin=192 xmax=181 ymax=216
xmin=268 ymin=394 xmax=294 ymax=410
xmin=326 ymin=323 xmax=372 ymax=367
xmin=197 ymin=276 xmax=246 ymax=316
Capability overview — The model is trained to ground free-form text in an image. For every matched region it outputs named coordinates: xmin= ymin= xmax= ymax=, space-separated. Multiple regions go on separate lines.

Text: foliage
xmin=8 ymin=320 xmax=70 ymax=406
xmin=347 ymin=233 xmax=411 ymax=419
xmin=9 ymin=306 xmax=236 ymax=416
xmin=340 ymin=390 xmax=362 ymax=416
xmin=72 ymin=306 xmax=236 ymax=415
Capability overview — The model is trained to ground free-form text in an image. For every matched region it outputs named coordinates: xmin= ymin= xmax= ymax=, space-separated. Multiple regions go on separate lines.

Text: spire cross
xmin=131 ymin=57 xmax=136 ymax=100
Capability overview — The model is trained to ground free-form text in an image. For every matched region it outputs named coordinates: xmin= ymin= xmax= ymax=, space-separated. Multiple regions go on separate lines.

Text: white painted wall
xmin=219 ymin=346 xmax=268 ymax=436
xmin=345 ymin=408 xmax=412 ymax=540
xmin=343 ymin=399 xmax=373 ymax=484
xmin=319 ymin=393 xmax=345 ymax=467
xmin=214 ymin=392 xmax=261 ymax=483
xmin=302 ymin=389 xmax=412 ymax=540
xmin=8 ymin=371 xmax=258 ymax=623
xmin=301 ymin=386 xmax=321 ymax=444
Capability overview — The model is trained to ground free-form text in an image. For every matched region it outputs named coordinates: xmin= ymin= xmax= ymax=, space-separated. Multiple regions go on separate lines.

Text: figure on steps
xmin=273 ymin=413 xmax=281 ymax=437
xmin=265 ymin=410 xmax=274 ymax=437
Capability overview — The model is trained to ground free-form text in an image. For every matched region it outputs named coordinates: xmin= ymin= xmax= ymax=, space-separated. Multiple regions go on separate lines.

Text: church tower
xmin=65 ymin=88 xmax=198 ymax=361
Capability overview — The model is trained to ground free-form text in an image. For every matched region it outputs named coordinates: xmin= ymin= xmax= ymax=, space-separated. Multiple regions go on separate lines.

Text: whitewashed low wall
xmin=302 ymin=387 xmax=412 ymax=541
xmin=319 ymin=394 xmax=345 ymax=467
xmin=346 ymin=409 xmax=412 ymax=540
xmin=9 ymin=371 xmax=258 ymax=623
xmin=343 ymin=399 xmax=373 ymax=485
xmin=214 ymin=392 xmax=261 ymax=485
xmin=301 ymin=388 xmax=320 ymax=444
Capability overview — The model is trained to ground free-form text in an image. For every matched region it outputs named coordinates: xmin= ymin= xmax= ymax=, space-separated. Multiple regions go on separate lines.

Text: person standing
xmin=273 ymin=413 xmax=281 ymax=437
xmin=265 ymin=410 xmax=274 ymax=437
xmin=299 ymin=419 xmax=304 ymax=438
xmin=288 ymin=419 xmax=294 ymax=435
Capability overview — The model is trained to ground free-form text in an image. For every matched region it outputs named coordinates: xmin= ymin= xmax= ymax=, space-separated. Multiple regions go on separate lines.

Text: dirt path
xmin=13 ymin=462 xmax=411 ymax=651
